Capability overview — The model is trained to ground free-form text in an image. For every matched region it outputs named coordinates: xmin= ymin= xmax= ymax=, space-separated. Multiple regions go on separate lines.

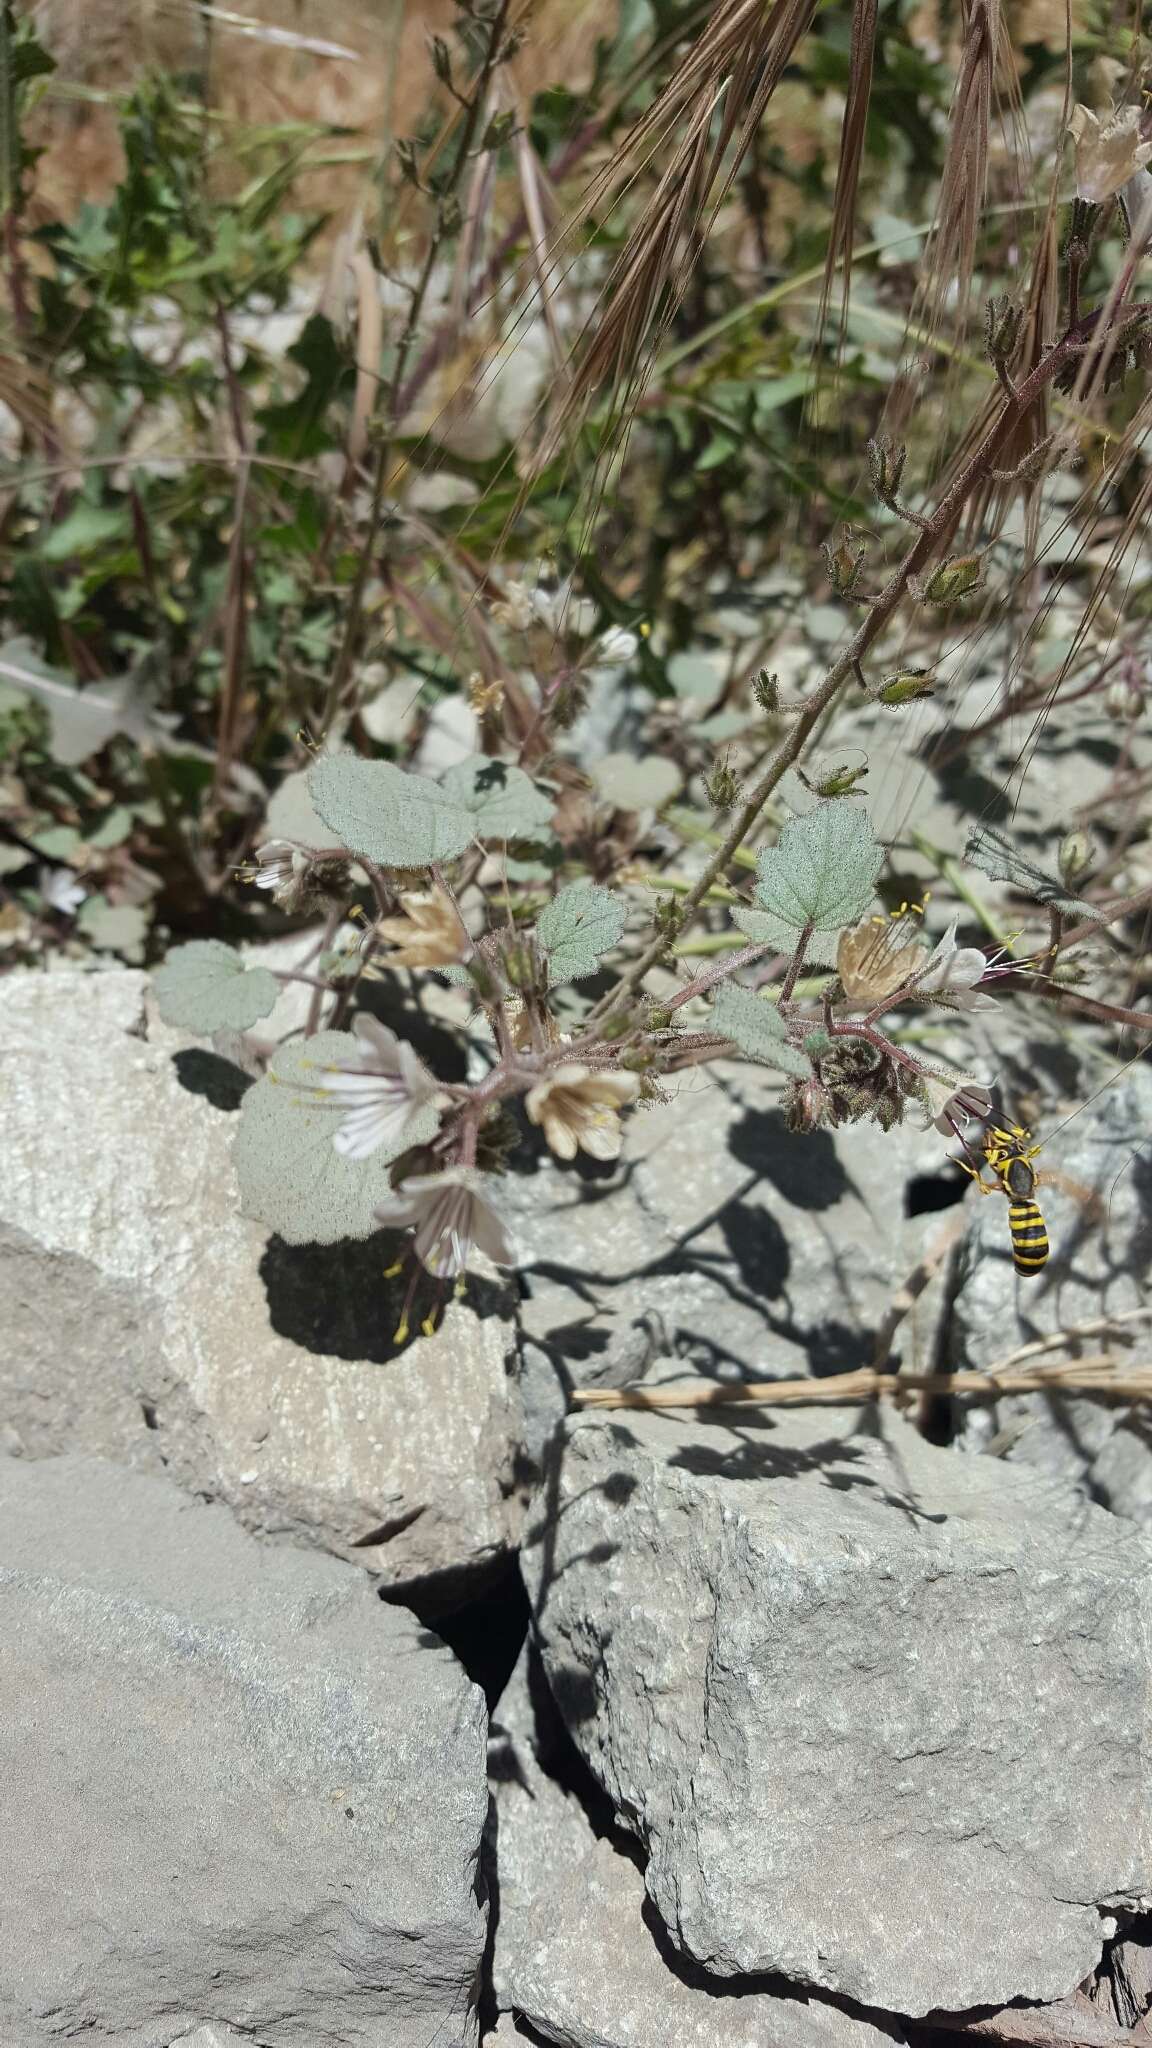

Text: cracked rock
xmin=0 ymin=968 xmax=519 ymax=1590
xmin=490 ymin=1646 xmax=903 ymax=2048
xmin=0 ymin=1453 xmax=488 ymax=2047
xmin=523 ymin=1403 xmax=1152 ymax=2018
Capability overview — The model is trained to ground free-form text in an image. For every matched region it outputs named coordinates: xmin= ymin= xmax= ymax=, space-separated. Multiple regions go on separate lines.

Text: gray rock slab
xmin=0 ymin=1453 xmax=488 ymax=2048
xmin=0 ymin=967 xmax=519 ymax=1588
xmin=491 ymin=1648 xmax=903 ymax=2048
xmin=951 ymin=1072 xmax=1152 ymax=1528
xmin=523 ymin=1405 xmax=1152 ymax=2018
xmin=501 ymin=1060 xmax=949 ymax=1395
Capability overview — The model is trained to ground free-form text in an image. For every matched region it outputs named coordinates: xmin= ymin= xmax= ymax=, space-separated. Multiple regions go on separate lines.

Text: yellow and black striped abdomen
xmin=1008 ymin=1199 xmax=1049 ymax=1275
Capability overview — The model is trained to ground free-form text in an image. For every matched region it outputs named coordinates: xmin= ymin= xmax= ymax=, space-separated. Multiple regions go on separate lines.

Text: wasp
xmin=961 ymin=1122 xmax=1050 ymax=1276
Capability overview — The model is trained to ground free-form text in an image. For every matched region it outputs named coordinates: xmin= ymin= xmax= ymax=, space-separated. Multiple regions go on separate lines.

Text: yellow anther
xmin=392 ymin=1319 xmax=409 ymax=1345
xmin=383 ymin=1259 xmax=405 ymax=1279
xmin=420 ymin=1311 xmax=439 ymax=1338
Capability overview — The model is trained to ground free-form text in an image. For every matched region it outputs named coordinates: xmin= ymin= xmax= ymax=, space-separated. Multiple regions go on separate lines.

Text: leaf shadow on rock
xmin=259 ymin=1227 xmax=511 ymax=1364
xmin=170 ymin=1048 xmax=254 ymax=1112
xmin=725 ymin=1108 xmax=852 ymax=1212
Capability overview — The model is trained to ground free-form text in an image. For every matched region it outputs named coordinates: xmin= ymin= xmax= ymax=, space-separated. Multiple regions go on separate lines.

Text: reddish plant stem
xmin=597 ymin=304 xmax=1151 ymax=1015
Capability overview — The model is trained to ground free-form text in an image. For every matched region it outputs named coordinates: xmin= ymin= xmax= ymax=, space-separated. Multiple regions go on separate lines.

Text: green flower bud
xmin=812 ymin=762 xmax=868 ymax=797
xmin=704 ymin=757 xmax=743 ymax=812
xmin=878 ymin=667 xmax=935 ymax=705
xmin=752 ymin=668 xmax=780 ymax=712
xmin=823 ymin=530 xmax=868 ymax=597
xmin=984 ymin=295 xmax=1022 ymax=365
xmin=913 ymin=555 xmax=983 ymax=607
xmin=1058 ymin=829 xmax=1095 ymax=888
xmin=867 ymin=434 xmax=908 ymax=504
xmin=1105 ymin=669 xmax=1145 ymax=721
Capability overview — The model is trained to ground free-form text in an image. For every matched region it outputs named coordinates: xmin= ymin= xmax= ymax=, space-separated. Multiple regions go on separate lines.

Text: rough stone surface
xmin=501 ymin=1060 xmax=950 ymax=1401
xmin=951 ymin=1072 xmax=1152 ymax=1528
xmin=490 ymin=1647 xmax=902 ymax=2048
xmin=523 ymin=1405 xmax=1152 ymax=2019
xmin=0 ymin=967 xmax=519 ymax=1587
xmin=0 ymin=1453 xmax=488 ymax=2048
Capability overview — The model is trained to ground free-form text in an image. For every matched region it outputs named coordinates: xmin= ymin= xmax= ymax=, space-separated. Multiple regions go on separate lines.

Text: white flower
xmin=375 ymin=1166 xmax=514 ymax=1278
xmin=314 ymin=1016 xmax=444 ymax=1160
xmin=39 ymin=866 xmax=85 ymax=917
xmin=593 ymin=625 xmax=640 ymax=667
xmin=915 ymin=918 xmax=1000 ymax=1011
xmin=917 ymin=1073 xmax=994 ymax=1135
xmin=1069 ymin=104 xmax=1152 ymax=205
xmin=492 ymin=571 xmax=598 ymax=641
xmin=525 ymin=1062 xmax=640 ymax=1162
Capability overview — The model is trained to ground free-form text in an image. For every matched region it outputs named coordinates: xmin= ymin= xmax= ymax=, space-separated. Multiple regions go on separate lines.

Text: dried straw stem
xmin=571 ymin=1358 xmax=1152 ymax=1411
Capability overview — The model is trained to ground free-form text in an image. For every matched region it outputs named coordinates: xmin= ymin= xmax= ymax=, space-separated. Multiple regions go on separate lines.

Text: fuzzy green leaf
xmin=711 ymin=982 xmax=812 ymax=1076
xmin=308 ymin=753 xmax=475 ymax=868
xmin=731 ymin=906 xmax=843 ymax=967
xmin=153 ymin=939 xmax=280 ymax=1032
xmin=441 ymin=755 xmax=556 ymax=840
xmin=752 ymin=803 xmax=882 ymax=933
xmin=232 ymin=1030 xmax=441 ymax=1245
xmin=537 ymin=882 xmax=628 ymax=984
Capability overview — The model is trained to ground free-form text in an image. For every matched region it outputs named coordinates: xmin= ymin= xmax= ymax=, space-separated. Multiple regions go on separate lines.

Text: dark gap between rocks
xmin=397 ymin=1557 xmax=531 ymax=1711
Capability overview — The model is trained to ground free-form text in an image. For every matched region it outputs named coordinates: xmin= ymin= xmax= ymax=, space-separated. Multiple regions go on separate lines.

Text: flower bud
xmin=1104 ymin=666 xmax=1146 ymax=721
xmin=704 ymin=758 xmax=743 ymax=812
xmin=878 ymin=667 xmax=935 ymax=705
xmin=984 ymin=295 xmax=1023 ymax=365
xmin=752 ymin=668 xmax=780 ymax=712
xmin=867 ymin=434 xmax=908 ymax=504
xmin=812 ymin=761 xmax=868 ymax=797
xmin=823 ymin=531 xmax=868 ymax=597
xmin=1058 ymin=829 xmax=1095 ymax=889
xmin=913 ymin=555 xmax=983 ymax=606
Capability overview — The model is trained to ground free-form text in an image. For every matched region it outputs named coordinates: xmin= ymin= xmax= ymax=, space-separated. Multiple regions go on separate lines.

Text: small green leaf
xmin=965 ymin=824 xmax=1103 ymax=922
xmin=76 ymin=897 xmax=149 ymax=961
xmin=711 ymin=982 xmax=812 ymax=1076
xmin=232 ymin=1031 xmax=440 ymax=1245
xmin=537 ymin=882 xmax=628 ymax=983
xmin=731 ymin=906 xmax=842 ymax=967
xmin=441 ymin=755 xmax=556 ymax=839
xmin=591 ymin=754 xmax=682 ymax=811
xmin=87 ymin=805 xmax=134 ymax=850
xmin=752 ymin=803 xmax=882 ymax=934
xmin=153 ymin=939 xmax=280 ymax=1033
xmin=308 ymin=753 xmax=475 ymax=868
xmin=38 ymin=503 xmax=128 ymax=563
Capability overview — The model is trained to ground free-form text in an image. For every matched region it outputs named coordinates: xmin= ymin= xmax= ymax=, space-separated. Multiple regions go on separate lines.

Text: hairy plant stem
xmin=597 ymin=307 xmax=1148 ymax=1017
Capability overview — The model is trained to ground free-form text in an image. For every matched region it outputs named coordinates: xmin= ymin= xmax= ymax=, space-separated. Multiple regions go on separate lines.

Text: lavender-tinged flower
xmin=592 ymin=625 xmax=640 ymax=668
xmin=247 ymin=839 xmax=350 ymax=915
xmin=916 ymin=1072 xmax=994 ymax=1135
xmin=314 ymin=1015 xmax=444 ymax=1160
xmin=39 ymin=866 xmax=85 ymax=917
xmin=375 ymin=1166 xmax=514 ymax=1279
xmin=915 ymin=918 xmax=1000 ymax=1011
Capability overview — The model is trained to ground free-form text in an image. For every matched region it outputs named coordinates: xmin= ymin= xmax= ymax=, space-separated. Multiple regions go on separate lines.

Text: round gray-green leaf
xmin=441 ymin=755 xmax=556 ymax=839
xmin=153 ymin=940 xmax=280 ymax=1033
xmin=232 ymin=1030 xmax=441 ymax=1245
xmin=308 ymin=753 xmax=475 ymax=868
xmin=753 ymin=802 xmax=882 ymax=934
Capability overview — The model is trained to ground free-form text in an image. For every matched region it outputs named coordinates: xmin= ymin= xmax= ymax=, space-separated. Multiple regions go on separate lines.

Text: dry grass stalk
xmin=571 ymin=1358 xmax=1152 ymax=1410
xmin=534 ymin=0 xmax=820 ymax=463
xmin=817 ymin=0 xmax=877 ymax=351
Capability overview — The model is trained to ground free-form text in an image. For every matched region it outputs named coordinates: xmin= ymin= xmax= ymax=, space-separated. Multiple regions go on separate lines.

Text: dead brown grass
xmin=26 ymin=0 xmax=617 ymax=229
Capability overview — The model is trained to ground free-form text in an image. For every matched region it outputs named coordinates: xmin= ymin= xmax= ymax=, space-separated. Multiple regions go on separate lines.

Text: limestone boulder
xmin=0 ymin=967 xmax=519 ymax=1588
xmin=523 ymin=1404 xmax=1152 ymax=2018
xmin=0 ymin=1453 xmax=488 ymax=2047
